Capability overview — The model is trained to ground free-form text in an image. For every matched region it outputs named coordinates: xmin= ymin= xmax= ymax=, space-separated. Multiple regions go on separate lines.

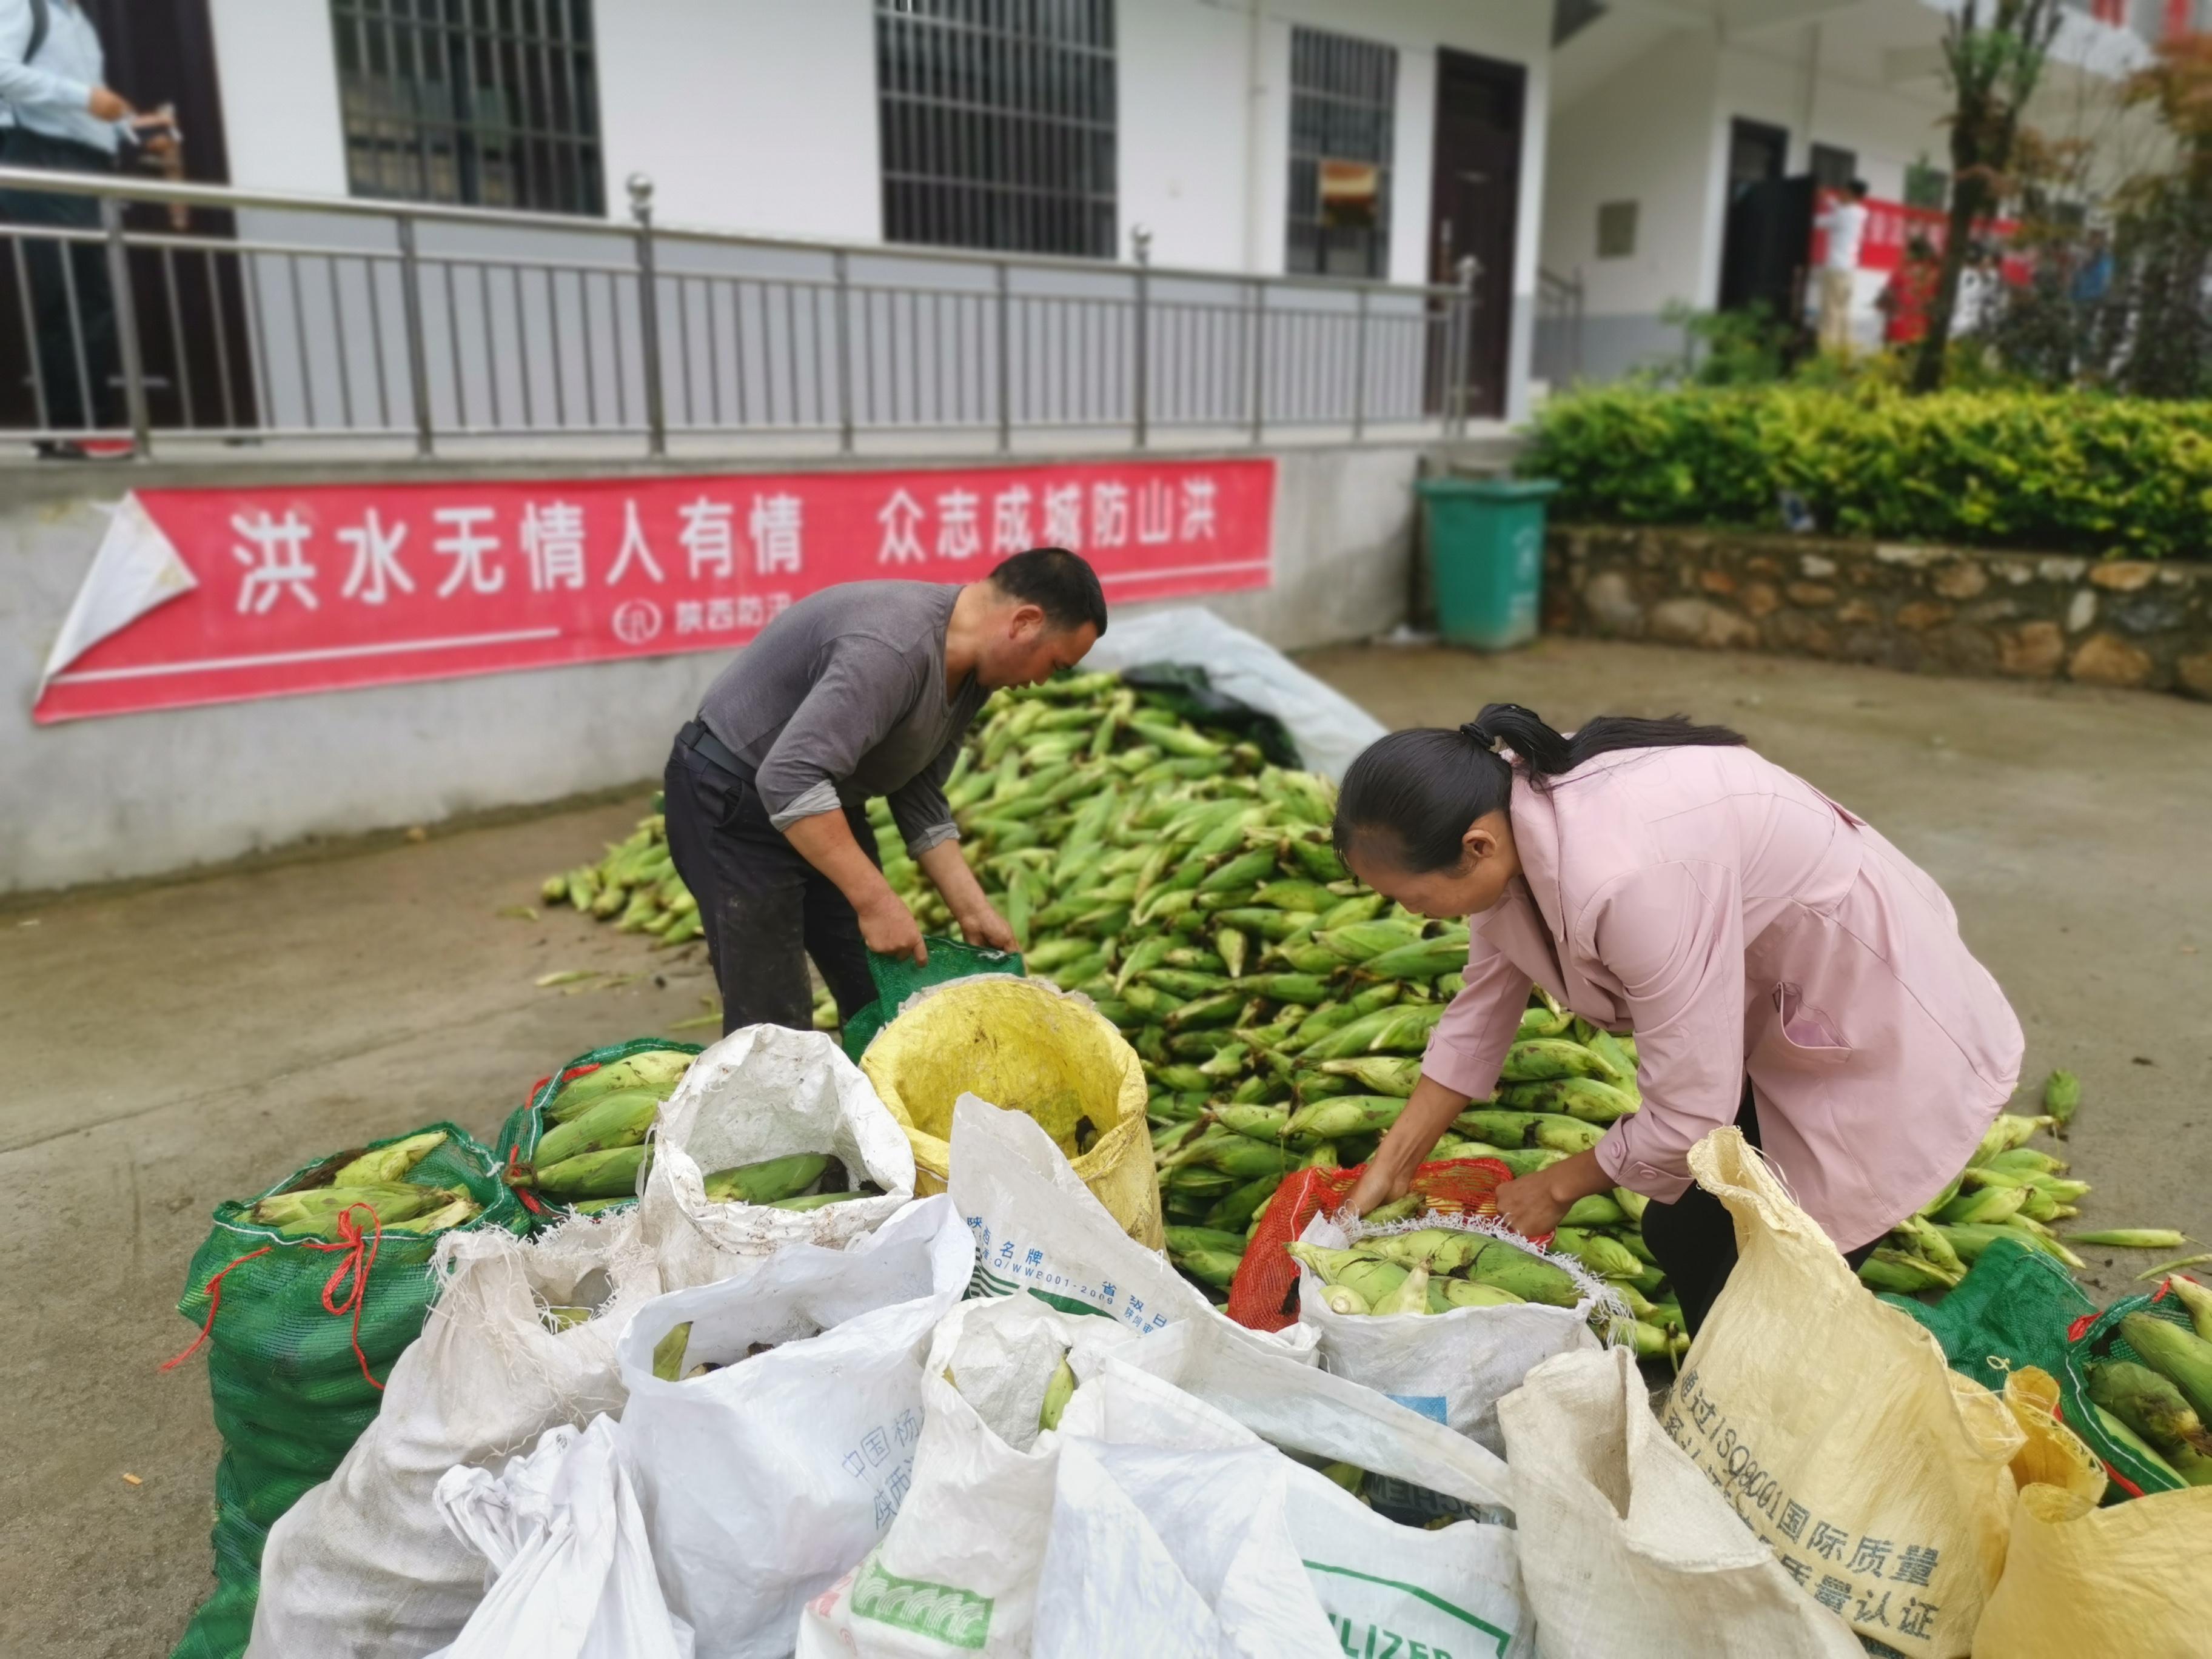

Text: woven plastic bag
xmin=2056 ymin=1283 xmax=2204 ymax=1498
xmin=786 ymin=1293 xmax=1145 ymax=1659
xmin=427 ymin=1415 xmax=692 ymax=1659
xmin=245 ymin=1212 xmax=664 ymax=1658
xmin=615 ymin=1194 xmax=976 ymax=1659
xmin=863 ymin=975 xmax=1161 ymax=1247
xmin=636 ymin=1023 xmax=916 ymax=1292
xmin=1973 ymin=1367 xmax=2212 ymax=1659
xmin=1665 ymin=1129 xmax=2023 ymax=1658
xmin=943 ymin=1093 xmax=1305 ymax=1353
xmin=167 ymin=1124 xmax=528 ymax=1659
xmin=1292 ymin=1205 xmax=1620 ymax=1453
xmin=801 ymin=1312 xmax=1523 ymax=1659
xmin=1228 ymin=1156 xmax=1517 ymax=1333
xmin=494 ymin=1037 xmax=703 ymax=1223
xmin=1497 ymin=1346 xmax=1864 ymax=1658
xmin=1879 ymin=1233 xmax=2096 ymax=1395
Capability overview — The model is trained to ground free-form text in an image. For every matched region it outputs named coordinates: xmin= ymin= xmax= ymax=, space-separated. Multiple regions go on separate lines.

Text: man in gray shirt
xmin=664 ymin=547 xmax=1107 ymax=1035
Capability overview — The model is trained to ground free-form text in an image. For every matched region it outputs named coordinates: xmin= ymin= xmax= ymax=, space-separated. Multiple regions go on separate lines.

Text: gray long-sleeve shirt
xmin=697 ymin=581 xmax=987 ymax=855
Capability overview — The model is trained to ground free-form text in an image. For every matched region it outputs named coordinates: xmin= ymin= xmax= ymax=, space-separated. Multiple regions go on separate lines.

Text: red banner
xmin=35 ymin=458 xmax=1275 ymax=723
xmin=1812 ymin=189 xmax=2028 ymax=283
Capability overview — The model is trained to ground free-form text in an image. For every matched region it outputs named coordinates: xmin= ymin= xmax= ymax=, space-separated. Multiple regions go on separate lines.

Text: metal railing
xmin=0 ymin=166 xmax=1482 ymax=461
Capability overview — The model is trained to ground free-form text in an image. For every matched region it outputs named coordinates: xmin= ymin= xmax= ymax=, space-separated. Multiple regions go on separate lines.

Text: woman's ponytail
xmin=1335 ymin=703 xmax=1749 ymax=874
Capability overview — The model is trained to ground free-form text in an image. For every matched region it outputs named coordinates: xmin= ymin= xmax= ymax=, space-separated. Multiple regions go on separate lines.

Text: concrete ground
xmin=3 ymin=636 xmax=2208 ymax=1657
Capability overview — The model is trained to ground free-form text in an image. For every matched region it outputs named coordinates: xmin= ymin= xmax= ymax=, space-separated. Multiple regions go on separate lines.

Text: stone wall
xmin=1544 ymin=526 xmax=2212 ymax=699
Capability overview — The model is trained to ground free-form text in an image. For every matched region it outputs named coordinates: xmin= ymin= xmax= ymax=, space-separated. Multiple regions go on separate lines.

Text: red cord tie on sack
xmin=505 ymin=1145 xmax=547 ymax=1216
xmin=159 ymin=1245 xmax=274 ymax=1373
xmin=303 ymin=1202 xmax=386 ymax=1391
xmin=164 ymin=1204 xmax=394 ymax=1387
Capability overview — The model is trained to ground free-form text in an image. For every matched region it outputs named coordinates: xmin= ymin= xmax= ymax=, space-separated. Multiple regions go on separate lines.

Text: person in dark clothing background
xmin=0 ymin=0 xmax=174 ymax=455
xmin=663 ymin=548 xmax=1107 ymax=1037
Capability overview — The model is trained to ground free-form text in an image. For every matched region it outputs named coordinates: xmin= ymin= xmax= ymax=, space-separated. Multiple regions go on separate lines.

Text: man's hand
xmin=858 ymin=892 xmax=926 ymax=965
xmin=954 ymin=900 xmax=1016 ymax=953
xmin=89 ymin=87 xmax=132 ymax=122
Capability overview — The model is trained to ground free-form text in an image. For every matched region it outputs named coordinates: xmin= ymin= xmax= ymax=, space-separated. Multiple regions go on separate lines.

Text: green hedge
xmin=1523 ymin=386 xmax=2212 ymax=558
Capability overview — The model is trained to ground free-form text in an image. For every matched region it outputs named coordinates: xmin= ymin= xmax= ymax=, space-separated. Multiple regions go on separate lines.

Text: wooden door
xmin=1427 ymin=48 xmax=1523 ymax=419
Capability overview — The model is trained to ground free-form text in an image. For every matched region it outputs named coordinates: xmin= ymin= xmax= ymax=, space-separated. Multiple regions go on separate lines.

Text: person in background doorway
xmin=1333 ymin=705 xmax=2022 ymax=1336
xmin=1876 ymin=234 xmax=1940 ymax=349
xmin=0 ymin=0 xmax=175 ymax=457
xmin=1814 ymin=178 xmax=1870 ymax=356
xmin=662 ymin=549 xmax=1107 ymax=1037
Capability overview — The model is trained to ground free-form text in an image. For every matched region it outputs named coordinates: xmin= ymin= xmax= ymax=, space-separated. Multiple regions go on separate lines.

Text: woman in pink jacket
xmin=1336 ymin=703 xmax=2022 ymax=1333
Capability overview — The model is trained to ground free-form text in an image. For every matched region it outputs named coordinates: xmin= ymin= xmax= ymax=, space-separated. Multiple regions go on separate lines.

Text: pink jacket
xmin=1421 ymin=745 xmax=2023 ymax=1251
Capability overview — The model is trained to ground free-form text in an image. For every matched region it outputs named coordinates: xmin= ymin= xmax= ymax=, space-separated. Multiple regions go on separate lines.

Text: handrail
xmin=0 ymin=165 xmax=1461 ymax=299
xmin=0 ymin=166 xmax=1480 ymax=458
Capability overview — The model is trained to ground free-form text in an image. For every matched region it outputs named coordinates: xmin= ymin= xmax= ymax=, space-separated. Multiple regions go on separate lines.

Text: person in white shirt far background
xmin=1814 ymin=178 xmax=1870 ymax=357
xmin=0 ymin=0 xmax=176 ymax=458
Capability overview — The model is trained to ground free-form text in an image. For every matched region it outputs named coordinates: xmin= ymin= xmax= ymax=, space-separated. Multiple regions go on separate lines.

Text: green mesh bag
xmin=840 ymin=936 xmax=1024 ymax=1062
xmin=167 ymin=1122 xmax=526 ymax=1659
xmin=2056 ymin=1285 xmax=2202 ymax=1501
xmin=1877 ymin=1236 xmax=2096 ymax=1393
xmin=493 ymin=1036 xmax=703 ymax=1223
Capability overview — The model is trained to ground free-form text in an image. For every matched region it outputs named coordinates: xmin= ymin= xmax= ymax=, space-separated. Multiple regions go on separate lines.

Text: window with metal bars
xmin=330 ymin=0 xmax=604 ymax=217
xmin=1285 ymin=27 xmax=1396 ymax=279
xmin=875 ymin=0 xmax=1118 ymax=259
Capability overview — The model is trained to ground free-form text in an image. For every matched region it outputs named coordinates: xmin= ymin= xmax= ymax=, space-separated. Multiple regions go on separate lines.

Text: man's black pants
xmin=1638 ymin=1082 xmax=1877 ymax=1338
xmin=662 ymin=731 xmax=881 ymax=1037
xmin=0 ymin=130 xmax=121 ymax=433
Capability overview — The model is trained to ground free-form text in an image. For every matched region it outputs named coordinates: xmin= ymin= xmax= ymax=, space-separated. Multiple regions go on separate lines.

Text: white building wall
xmin=1106 ymin=0 xmax=1553 ymax=411
xmin=595 ymin=0 xmax=882 ymax=241
xmin=206 ymin=0 xmax=349 ymax=195
xmin=1538 ymin=29 xmax=1720 ymax=383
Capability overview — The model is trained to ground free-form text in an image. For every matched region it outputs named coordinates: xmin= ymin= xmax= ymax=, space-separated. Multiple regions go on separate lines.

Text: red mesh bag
xmin=1224 ymin=1156 xmax=1520 ymax=1332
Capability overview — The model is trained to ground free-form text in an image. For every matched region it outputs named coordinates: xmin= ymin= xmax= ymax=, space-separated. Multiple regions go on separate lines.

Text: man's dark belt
xmin=678 ymin=719 xmax=752 ymax=780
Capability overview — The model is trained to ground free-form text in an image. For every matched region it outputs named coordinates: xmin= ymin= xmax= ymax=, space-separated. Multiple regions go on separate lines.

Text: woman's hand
xmin=1341 ymin=1072 xmax=1470 ymax=1215
xmin=1342 ymin=1151 xmax=1414 ymax=1218
xmin=1492 ymin=1149 xmax=1615 ymax=1240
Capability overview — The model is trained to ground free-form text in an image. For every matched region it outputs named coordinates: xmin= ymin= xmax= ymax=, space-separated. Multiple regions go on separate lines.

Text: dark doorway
xmin=0 ymin=0 xmax=258 ymax=432
xmin=1717 ymin=118 xmax=1802 ymax=315
xmin=1427 ymin=47 xmax=1523 ymax=419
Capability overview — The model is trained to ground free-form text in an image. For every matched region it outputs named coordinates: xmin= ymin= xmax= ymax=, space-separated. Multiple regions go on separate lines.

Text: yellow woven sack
xmin=861 ymin=976 xmax=1163 ymax=1248
xmin=1669 ymin=1129 xmax=2024 ymax=1659
xmin=1972 ymin=1366 xmax=2212 ymax=1659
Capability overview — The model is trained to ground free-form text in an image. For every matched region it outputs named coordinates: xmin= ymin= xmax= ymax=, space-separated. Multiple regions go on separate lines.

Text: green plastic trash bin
xmin=1416 ymin=475 xmax=1560 ymax=651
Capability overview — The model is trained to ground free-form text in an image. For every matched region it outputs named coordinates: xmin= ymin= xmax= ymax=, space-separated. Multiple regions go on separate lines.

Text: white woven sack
xmin=246 ymin=1212 xmax=663 ymax=1658
xmin=945 ymin=1092 xmax=1315 ymax=1357
xmin=638 ymin=1023 xmax=916 ymax=1290
xmin=1496 ymin=1346 xmax=1863 ymax=1658
xmin=788 ymin=1293 xmax=1142 ymax=1659
xmin=1295 ymin=1208 xmax=1621 ymax=1454
xmin=615 ymin=1194 xmax=974 ymax=1659
xmin=429 ymin=1415 xmax=691 ymax=1658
